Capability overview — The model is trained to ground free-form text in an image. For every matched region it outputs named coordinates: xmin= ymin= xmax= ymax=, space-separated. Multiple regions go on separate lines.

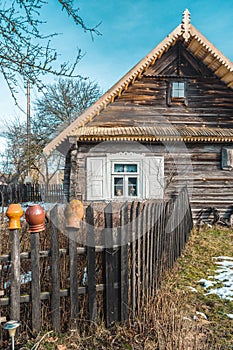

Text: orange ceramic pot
xmin=65 ymin=199 xmax=84 ymax=228
xmin=25 ymin=204 xmax=45 ymax=233
xmin=6 ymin=203 xmax=24 ymax=230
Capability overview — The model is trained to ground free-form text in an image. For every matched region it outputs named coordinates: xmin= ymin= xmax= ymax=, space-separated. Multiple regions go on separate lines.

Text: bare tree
xmin=1 ymin=116 xmax=64 ymax=184
xmin=0 ymin=0 xmax=101 ymax=109
xmin=1 ymin=77 xmax=102 ymax=184
xmin=34 ymin=77 xmax=102 ymax=140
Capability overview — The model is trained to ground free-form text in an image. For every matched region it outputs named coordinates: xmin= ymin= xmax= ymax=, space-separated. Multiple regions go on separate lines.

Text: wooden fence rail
xmin=0 ymin=187 xmax=193 ymax=332
xmin=0 ymin=183 xmax=66 ymax=205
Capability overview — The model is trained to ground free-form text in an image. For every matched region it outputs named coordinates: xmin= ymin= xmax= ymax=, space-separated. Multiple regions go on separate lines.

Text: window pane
xmin=128 ymin=177 xmax=137 ymax=196
xmin=114 ymin=177 xmax=124 ymax=196
xmin=114 ymin=164 xmax=137 ymax=173
xmin=172 ymin=82 xmax=185 ymax=98
xmin=114 ymin=164 xmax=124 ymax=172
xmin=125 ymin=164 xmax=137 ymax=172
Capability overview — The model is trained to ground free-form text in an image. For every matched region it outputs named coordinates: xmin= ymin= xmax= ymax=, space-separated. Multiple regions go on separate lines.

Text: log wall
xmin=68 ymin=141 xmax=233 ymax=222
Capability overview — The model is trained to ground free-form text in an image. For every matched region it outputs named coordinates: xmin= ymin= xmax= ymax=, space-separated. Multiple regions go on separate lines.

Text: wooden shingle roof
xmin=72 ymin=125 xmax=233 ymax=143
xmin=44 ymin=9 xmax=233 ymax=154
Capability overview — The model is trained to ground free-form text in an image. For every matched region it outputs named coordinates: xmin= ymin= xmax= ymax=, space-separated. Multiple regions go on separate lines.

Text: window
xmin=112 ymin=163 xmax=139 ymax=198
xmin=86 ymin=154 xmax=164 ymax=201
xmin=172 ymin=82 xmax=185 ymax=98
xmin=167 ymin=81 xmax=188 ymax=106
xmin=221 ymin=147 xmax=233 ymax=170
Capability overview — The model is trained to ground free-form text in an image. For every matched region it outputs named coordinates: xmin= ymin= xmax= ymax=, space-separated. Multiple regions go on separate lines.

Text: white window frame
xmin=172 ymin=81 xmax=185 ymax=98
xmin=111 ymin=161 xmax=140 ymax=199
xmin=86 ymin=153 xmax=164 ymax=201
xmin=167 ymin=80 xmax=188 ymax=106
xmin=221 ymin=147 xmax=233 ymax=170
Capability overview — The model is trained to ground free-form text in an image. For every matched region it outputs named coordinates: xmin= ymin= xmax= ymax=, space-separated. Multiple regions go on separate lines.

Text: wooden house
xmin=44 ymin=9 xmax=233 ymax=221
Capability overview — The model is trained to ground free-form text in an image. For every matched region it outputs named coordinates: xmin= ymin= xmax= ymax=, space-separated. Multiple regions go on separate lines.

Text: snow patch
xmin=198 ymin=256 xmax=233 ymax=301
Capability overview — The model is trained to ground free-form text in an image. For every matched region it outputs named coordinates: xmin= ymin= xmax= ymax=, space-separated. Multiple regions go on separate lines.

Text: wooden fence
xmin=0 ymin=183 xmax=66 ymax=205
xmin=0 ymin=187 xmax=192 ymax=333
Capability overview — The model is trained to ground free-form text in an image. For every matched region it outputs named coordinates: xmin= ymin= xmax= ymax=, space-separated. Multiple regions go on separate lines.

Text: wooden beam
xmin=193 ymin=45 xmax=203 ymax=56
xmin=207 ymin=58 xmax=217 ymax=69
xmin=227 ymin=81 xmax=233 ymax=88
xmin=187 ymin=37 xmax=197 ymax=49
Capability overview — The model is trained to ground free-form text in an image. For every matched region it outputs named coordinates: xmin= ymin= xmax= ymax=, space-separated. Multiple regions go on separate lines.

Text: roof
xmin=44 ymin=9 xmax=233 ymax=155
xmin=72 ymin=125 xmax=233 ymax=143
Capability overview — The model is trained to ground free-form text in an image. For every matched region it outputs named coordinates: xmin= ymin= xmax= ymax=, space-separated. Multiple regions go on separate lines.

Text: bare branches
xmin=34 ymin=77 xmax=102 ymax=138
xmin=0 ymin=0 xmax=101 ymax=107
xmin=58 ymin=0 xmax=102 ymax=38
xmin=1 ymin=77 xmax=101 ymax=184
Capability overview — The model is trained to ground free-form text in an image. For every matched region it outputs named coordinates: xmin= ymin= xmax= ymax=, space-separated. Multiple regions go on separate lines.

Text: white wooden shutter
xmin=144 ymin=157 xmax=164 ymax=199
xmin=222 ymin=148 xmax=233 ymax=170
xmin=86 ymin=157 xmax=106 ymax=200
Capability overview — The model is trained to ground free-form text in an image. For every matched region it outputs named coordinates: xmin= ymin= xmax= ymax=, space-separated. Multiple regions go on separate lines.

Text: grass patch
xmin=169 ymin=226 xmax=233 ymax=349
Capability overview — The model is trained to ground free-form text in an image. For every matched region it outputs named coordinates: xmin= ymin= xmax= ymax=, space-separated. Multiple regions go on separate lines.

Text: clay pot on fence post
xmin=65 ymin=199 xmax=84 ymax=229
xmin=6 ymin=203 xmax=24 ymax=230
xmin=25 ymin=204 xmax=45 ymax=233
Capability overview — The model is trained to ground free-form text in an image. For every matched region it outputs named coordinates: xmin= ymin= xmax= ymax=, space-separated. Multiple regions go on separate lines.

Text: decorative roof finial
xmin=181 ymin=9 xmax=191 ymax=42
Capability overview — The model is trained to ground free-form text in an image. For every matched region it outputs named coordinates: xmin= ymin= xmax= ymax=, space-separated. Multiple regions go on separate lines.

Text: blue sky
xmin=0 ymin=0 xmax=233 ymax=123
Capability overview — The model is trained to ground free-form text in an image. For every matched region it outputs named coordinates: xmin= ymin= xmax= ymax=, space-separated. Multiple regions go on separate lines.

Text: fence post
xmin=30 ymin=233 xmax=41 ymax=332
xmin=130 ymin=202 xmax=137 ymax=319
xmin=65 ymin=199 xmax=84 ymax=330
xmin=6 ymin=204 xmax=24 ymax=322
xmin=86 ymin=204 xmax=97 ymax=322
xmin=50 ymin=204 xmax=61 ymax=333
xmin=68 ymin=227 xmax=78 ymax=330
xmin=9 ymin=230 xmax=21 ymax=322
xmin=0 ymin=265 xmax=6 ymax=347
xmin=26 ymin=204 xmax=46 ymax=332
xmin=136 ymin=202 xmax=143 ymax=312
xmin=103 ymin=203 xmax=120 ymax=326
xmin=120 ymin=202 xmax=129 ymax=322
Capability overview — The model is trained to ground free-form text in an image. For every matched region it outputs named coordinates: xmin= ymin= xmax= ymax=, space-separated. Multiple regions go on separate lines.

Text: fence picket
xmin=120 ymin=202 xmax=129 ymax=322
xmin=68 ymin=227 xmax=79 ymax=330
xmin=30 ymin=231 xmax=41 ymax=332
xmin=130 ymin=201 xmax=137 ymax=319
xmin=149 ymin=202 xmax=154 ymax=295
xmin=9 ymin=229 xmax=20 ymax=321
xmin=50 ymin=205 xmax=61 ymax=333
xmin=104 ymin=203 xmax=114 ymax=326
xmin=151 ymin=202 xmax=156 ymax=295
xmin=141 ymin=202 xmax=147 ymax=302
xmin=146 ymin=202 xmax=151 ymax=294
xmin=86 ymin=204 xmax=97 ymax=322
xmin=0 ymin=183 xmax=66 ymax=205
xmin=136 ymin=202 xmax=142 ymax=313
